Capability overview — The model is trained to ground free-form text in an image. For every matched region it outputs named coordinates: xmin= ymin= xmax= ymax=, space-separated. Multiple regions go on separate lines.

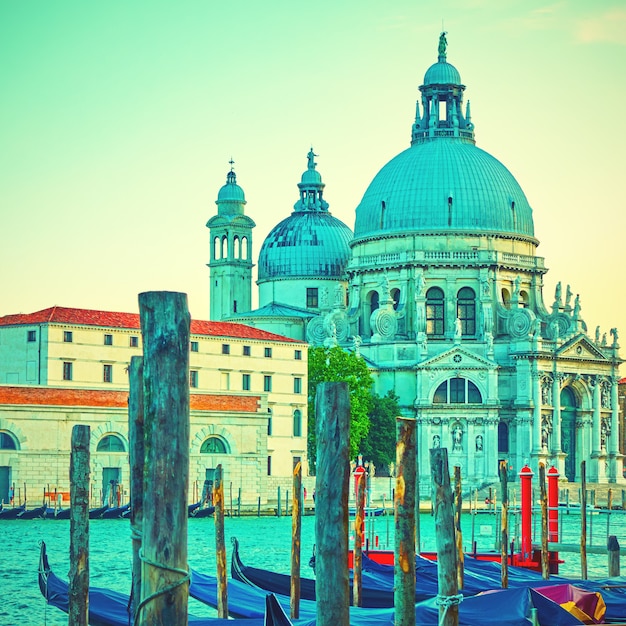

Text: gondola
xmin=100 ymin=503 xmax=130 ymax=519
xmin=190 ymin=505 xmax=215 ymax=518
xmin=17 ymin=504 xmax=48 ymax=519
xmin=38 ymin=541 xmax=292 ymax=625
xmin=88 ymin=504 xmax=110 ymax=519
xmin=0 ymin=504 xmax=26 ymax=519
xmin=54 ymin=507 xmax=71 ymax=519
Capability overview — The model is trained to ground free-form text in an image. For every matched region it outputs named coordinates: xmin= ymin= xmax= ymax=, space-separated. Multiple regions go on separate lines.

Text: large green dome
xmin=353 ymin=138 xmax=534 ymax=241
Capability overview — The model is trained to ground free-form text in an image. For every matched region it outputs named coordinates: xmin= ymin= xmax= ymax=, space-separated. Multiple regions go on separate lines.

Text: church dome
xmin=353 ymin=139 xmax=534 ymax=241
xmin=258 ymin=150 xmax=353 ymax=282
xmin=352 ymin=34 xmax=534 ymax=244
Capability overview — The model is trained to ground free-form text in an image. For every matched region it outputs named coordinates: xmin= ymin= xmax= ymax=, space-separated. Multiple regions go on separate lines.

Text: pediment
xmin=556 ymin=334 xmax=609 ymax=361
xmin=418 ymin=345 xmax=496 ymax=371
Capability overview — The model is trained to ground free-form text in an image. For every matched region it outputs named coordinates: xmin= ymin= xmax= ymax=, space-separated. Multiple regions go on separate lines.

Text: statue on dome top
xmin=438 ymin=32 xmax=448 ymax=57
xmin=307 ymin=148 xmax=318 ymax=170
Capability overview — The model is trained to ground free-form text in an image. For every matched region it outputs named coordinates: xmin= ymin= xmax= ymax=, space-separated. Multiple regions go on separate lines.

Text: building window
xmin=233 ymin=300 xmax=237 ymax=313
xmin=293 ymin=456 xmax=301 ymax=470
xmin=267 ymin=456 xmax=272 ymax=476
xmin=63 ymin=331 xmax=73 ymax=343
xmin=103 ymin=364 xmax=113 ymax=383
xmin=498 ymin=422 xmax=509 ymax=453
xmin=63 ymin=362 xmax=73 ymax=381
xmin=243 ymin=345 xmax=251 ymax=356
xmin=242 ymin=373 xmax=251 ymax=391
xmin=264 ymin=375 xmax=272 ymax=392
xmin=294 ymin=377 xmax=302 ymax=394
xmin=190 ymin=370 xmax=198 ymax=388
xmin=267 ymin=409 xmax=272 ymax=436
xmin=433 ymin=377 xmax=482 ymax=404
xmin=190 ymin=341 xmax=199 ymax=352
xmin=200 ymin=436 xmax=227 ymax=454
xmin=457 ymin=287 xmax=476 ymax=336
xmin=264 ymin=347 xmax=272 ymax=358
xmin=27 ymin=330 xmax=36 ymax=342
xmin=391 ymin=288 xmax=401 ymax=311
xmin=130 ymin=336 xmax=139 ymax=348
xmin=306 ymin=287 xmax=318 ymax=308
xmin=222 ymin=344 xmax=230 ymax=355
xmin=293 ymin=409 xmax=302 ymax=437
xmin=426 ymin=287 xmax=445 ymax=336
xmin=294 ymin=349 xmax=302 ymax=360
xmin=96 ymin=434 xmax=125 ymax=453
xmin=0 ymin=431 xmax=17 ymax=450
xmin=104 ymin=334 xmax=113 ymax=346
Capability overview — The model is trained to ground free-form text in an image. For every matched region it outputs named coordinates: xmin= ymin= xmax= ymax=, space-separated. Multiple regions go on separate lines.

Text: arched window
xmin=457 ymin=287 xmax=476 ymax=336
xmin=293 ymin=409 xmax=302 ymax=437
xmin=96 ymin=434 xmax=125 ymax=453
xmin=498 ymin=422 xmax=509 ymax=453
xmin=391 ymin=288 xmax=401 ymax=311
xmin=200 ymin=436 xmax=227 ymax=454
xmin=426 ymin=287 xmax=444 ymax=336
xmin=369 ymin=291 xmax=379 ymax=315
xmin=221 ymin=236 xmax=227 ymax=259
xmin=213 ymin=236 xmax=220 ymax=260
xmin=433 ymin=377 xmax=482 ymax=404
xmin=0 ymin=431 xmax=17 ymax=450
xmin=519 ymin=290 xmax=529 ymax=308
xmin=233 ymin=235 xmax=240 ymax=259
xmin=241 ymin=236 xmax=248 ymax=261
xmin=501 ymin=288 xmax=511 ymax=309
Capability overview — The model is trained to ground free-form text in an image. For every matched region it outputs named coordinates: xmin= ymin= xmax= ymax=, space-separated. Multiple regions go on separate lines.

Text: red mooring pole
xmin=547 ymin=466 xmax=560 ymax=573
xmin=519 ymin=465 xmax=534 ymax=561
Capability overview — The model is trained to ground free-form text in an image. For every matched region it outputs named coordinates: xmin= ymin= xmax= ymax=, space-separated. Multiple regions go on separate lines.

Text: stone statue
xmin=481 ymin=276 xmax=490 ymax=298
xmin=555 ymin=282 xmax=562 ymax=304
xmin=454 ymin=317 xmax=462 ymax=339
xmin=352 ymin=334 xmax=362 ymax=357
xmin=573 ymin=295 xmax=581 ymax=319
xmin=452 ymin=425 xmax=463 ymax=452
xmin=432 ymin=434 xmax=440 ymax=449
xmin=602 ymin=333 xmax=607 ymax=347
xmin=475 ymin=434 xmax=483 ymax=452
xmin=334 ymin=283 xmax=344 ymax=307
xmin=595 ymin=326 xmax=601 ymax=343
xmin=438 ymin=32 xmax=447 ymax=56
xmin=565 ymin=284 xmax=573 ymax=309
xmin=415 ymin=272 xmax=426 ymax=298
xmin=610 ymin=327 xmax=619 ymax=347
xmin=307 ymin=148 xmax=317 ymax=169
xmin=380 ymin=273 xmax=391 ymax=300
xmin=512 ymin=276 xmax=521 ymax=298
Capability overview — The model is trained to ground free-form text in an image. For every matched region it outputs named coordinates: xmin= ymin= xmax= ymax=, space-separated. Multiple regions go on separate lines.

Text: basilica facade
xmin=208 ymin=35 xmax=623 ymax=486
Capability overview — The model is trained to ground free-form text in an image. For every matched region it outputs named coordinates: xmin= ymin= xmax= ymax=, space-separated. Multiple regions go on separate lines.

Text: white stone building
xmin=208 ymin=35 xmax=623 ymax=487
xmin=0 ymin=306 xmax=308 ymax=506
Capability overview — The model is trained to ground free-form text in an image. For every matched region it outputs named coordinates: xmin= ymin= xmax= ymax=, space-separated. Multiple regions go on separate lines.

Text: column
xmin=532 ymin=368 xmax=542 ymax=455
xmin=551 ymin=373 xmax=561 ymax=453
xmin=592 ymin=378 xmax=601 ymax=454
xmin=609 ymin=376 xmax=625 ymax=482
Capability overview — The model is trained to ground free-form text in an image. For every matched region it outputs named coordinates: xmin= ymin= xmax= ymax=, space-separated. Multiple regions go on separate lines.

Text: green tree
xmin=359 ymin=390 xmax=400 ymax=476
xmin=307 ymin=346 xmax=374 ymax=473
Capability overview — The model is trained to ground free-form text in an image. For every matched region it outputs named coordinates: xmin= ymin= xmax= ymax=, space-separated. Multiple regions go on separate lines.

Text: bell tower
xmin=207 ymin=161 xmax=255 ymax=320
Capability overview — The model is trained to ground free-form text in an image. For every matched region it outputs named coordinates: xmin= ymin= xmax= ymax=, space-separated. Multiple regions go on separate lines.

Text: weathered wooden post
xmin=315 ymin=382 xmax=350 ymax=626
xmin=499 ymin=460 xmax=508 ymax=588
xmin=214 ymin=464 xmax=228 ymax=618
xmin=353 ymin=472 xmax=365 ymax=607
xmin=538 ymin=463 xmax=549 ymax=579
xmin=291 ymin=461 xmax=302 ymax=619
xmin=138 ymin=291 xmax=190 ymax=626
xmin=69 ymin=424 xmax=90 ymax=626
xmin=580 ymin=461 xmax=588 ymax=580
xmin=128 ymin=355 xmax=144 ymax=615
xmin=396 ymin=417 xmax=416 ymax=626
xmin=608 ymin=535 xmax=620 ymax=577
xmin=454 ymin=465 xmax=464 ymax=591
xmin=431 ymin=447 xmax=459 ymax=626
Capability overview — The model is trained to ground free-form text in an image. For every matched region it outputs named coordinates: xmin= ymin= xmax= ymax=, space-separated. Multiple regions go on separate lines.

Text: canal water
xmin=0 ymin=510 xmax=622 ymax=626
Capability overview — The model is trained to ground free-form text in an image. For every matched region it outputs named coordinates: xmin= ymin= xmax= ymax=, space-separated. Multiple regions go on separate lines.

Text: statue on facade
xmin=602 ymin=333 xmax=607 ymax=347
xmin=565 ymin=284 xmax=573 ymax=309
xmin=380 ymin=272 xmax=391 ymax=301
xmin=475 ymin=434 xmax=483 ymax=452
xmin=334 ymin=283 xmax=344 ymax=307
xmin=595 ymin=326 xmax=601 ymax=343
xmin=554 ymin=282 xmax=562 ymax=305
xmin=352 ymin=334 xmax=362 ymax=357
xmin=512 ymin=276 xmax=521 ymax=299
xmin=320 ymin=287 xmax=329 ymax=309
xmin=610 ymin=327 xmax=619 ymax=348
xmin=432 ymin=434 xmax=441 ymax=449
xmin=541 ymin=376 xmax=552 ymax=406
xmin=454 ymin=317 xmax=462 ymax=340
xmin=573 ymin=295 xmax=581 ymax=320
xmin=601 ymin=381 xmax=610 ymax=409
xmin=452 ymin=425 xmax=463 ymax=452
xmin=541 ymin=414 xmax=552 ymax=450
xmin=415 ymin=271 xmax=426 ymax=298
xmin=481 ymin=275 xmax=491 ymax=298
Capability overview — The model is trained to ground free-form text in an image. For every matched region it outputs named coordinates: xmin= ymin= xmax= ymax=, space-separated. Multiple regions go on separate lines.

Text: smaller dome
xmin=216 ymin=170 xmax=246 ymax=204
xmin=423 ymin=61 xmax=461 ymax=86
xmin=301 ymin=168 xmax=322 ymax=185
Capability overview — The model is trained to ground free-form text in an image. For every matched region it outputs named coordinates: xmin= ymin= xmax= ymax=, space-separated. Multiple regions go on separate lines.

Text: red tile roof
xmin=0 ymin=306 xmax=300 ymax=343
xmin=0 ymin=386 xmax=261 ymax=412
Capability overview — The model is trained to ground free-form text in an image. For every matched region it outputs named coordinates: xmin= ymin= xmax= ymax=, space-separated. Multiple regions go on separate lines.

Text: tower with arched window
xmin=207 ymin=164 xmax=255 ymax=320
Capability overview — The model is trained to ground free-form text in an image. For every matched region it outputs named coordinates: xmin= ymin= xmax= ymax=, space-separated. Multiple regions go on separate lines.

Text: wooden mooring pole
xmin=214 ymin=464 xmax=228 ymax=618
xmin=608 ymin=535 xmax=621 ymax=577
xmin=138 ymin=291 xmax=190 ymax=626
xmin=431 ymin=447 xmax=459 ymax=626
xmin=315 ymin=382 xmax=350 ymax=626
xmin=291 ymin=462 xmax=302 ymax=619
xmin=128 ymin=355 xmax=144 ymax=614
xmin=580 ymin=460 xmax=588 ymax=580
xmin=395 ymin=418 xmax=416 ymax=626
xmin=353 ymin=472 xmax=365 ymax=607
xmin=69 ymin=424 xmax=90 ymax=626
xmin=454 ymin=465 xmax=464 ymax=591
xmin=499 ymin=460 xmax=508 ymax=588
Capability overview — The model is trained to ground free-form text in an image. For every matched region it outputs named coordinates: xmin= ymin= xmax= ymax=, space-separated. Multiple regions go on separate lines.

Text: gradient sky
xmin=1 ymin=1 xmax=625 ymax=344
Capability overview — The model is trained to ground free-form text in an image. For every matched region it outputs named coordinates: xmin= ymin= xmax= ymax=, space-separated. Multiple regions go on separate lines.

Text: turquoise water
xmin=0 ymin=510 xmax=621 ymax=626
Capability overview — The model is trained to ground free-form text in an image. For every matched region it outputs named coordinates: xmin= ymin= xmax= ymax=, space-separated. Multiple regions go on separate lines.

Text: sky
xmin=1 ymin=1 xmax=625 ymax=342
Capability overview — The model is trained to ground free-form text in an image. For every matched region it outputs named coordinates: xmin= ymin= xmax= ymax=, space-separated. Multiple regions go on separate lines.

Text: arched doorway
xmin=560 ymin=387 xmax=577 ymax=481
